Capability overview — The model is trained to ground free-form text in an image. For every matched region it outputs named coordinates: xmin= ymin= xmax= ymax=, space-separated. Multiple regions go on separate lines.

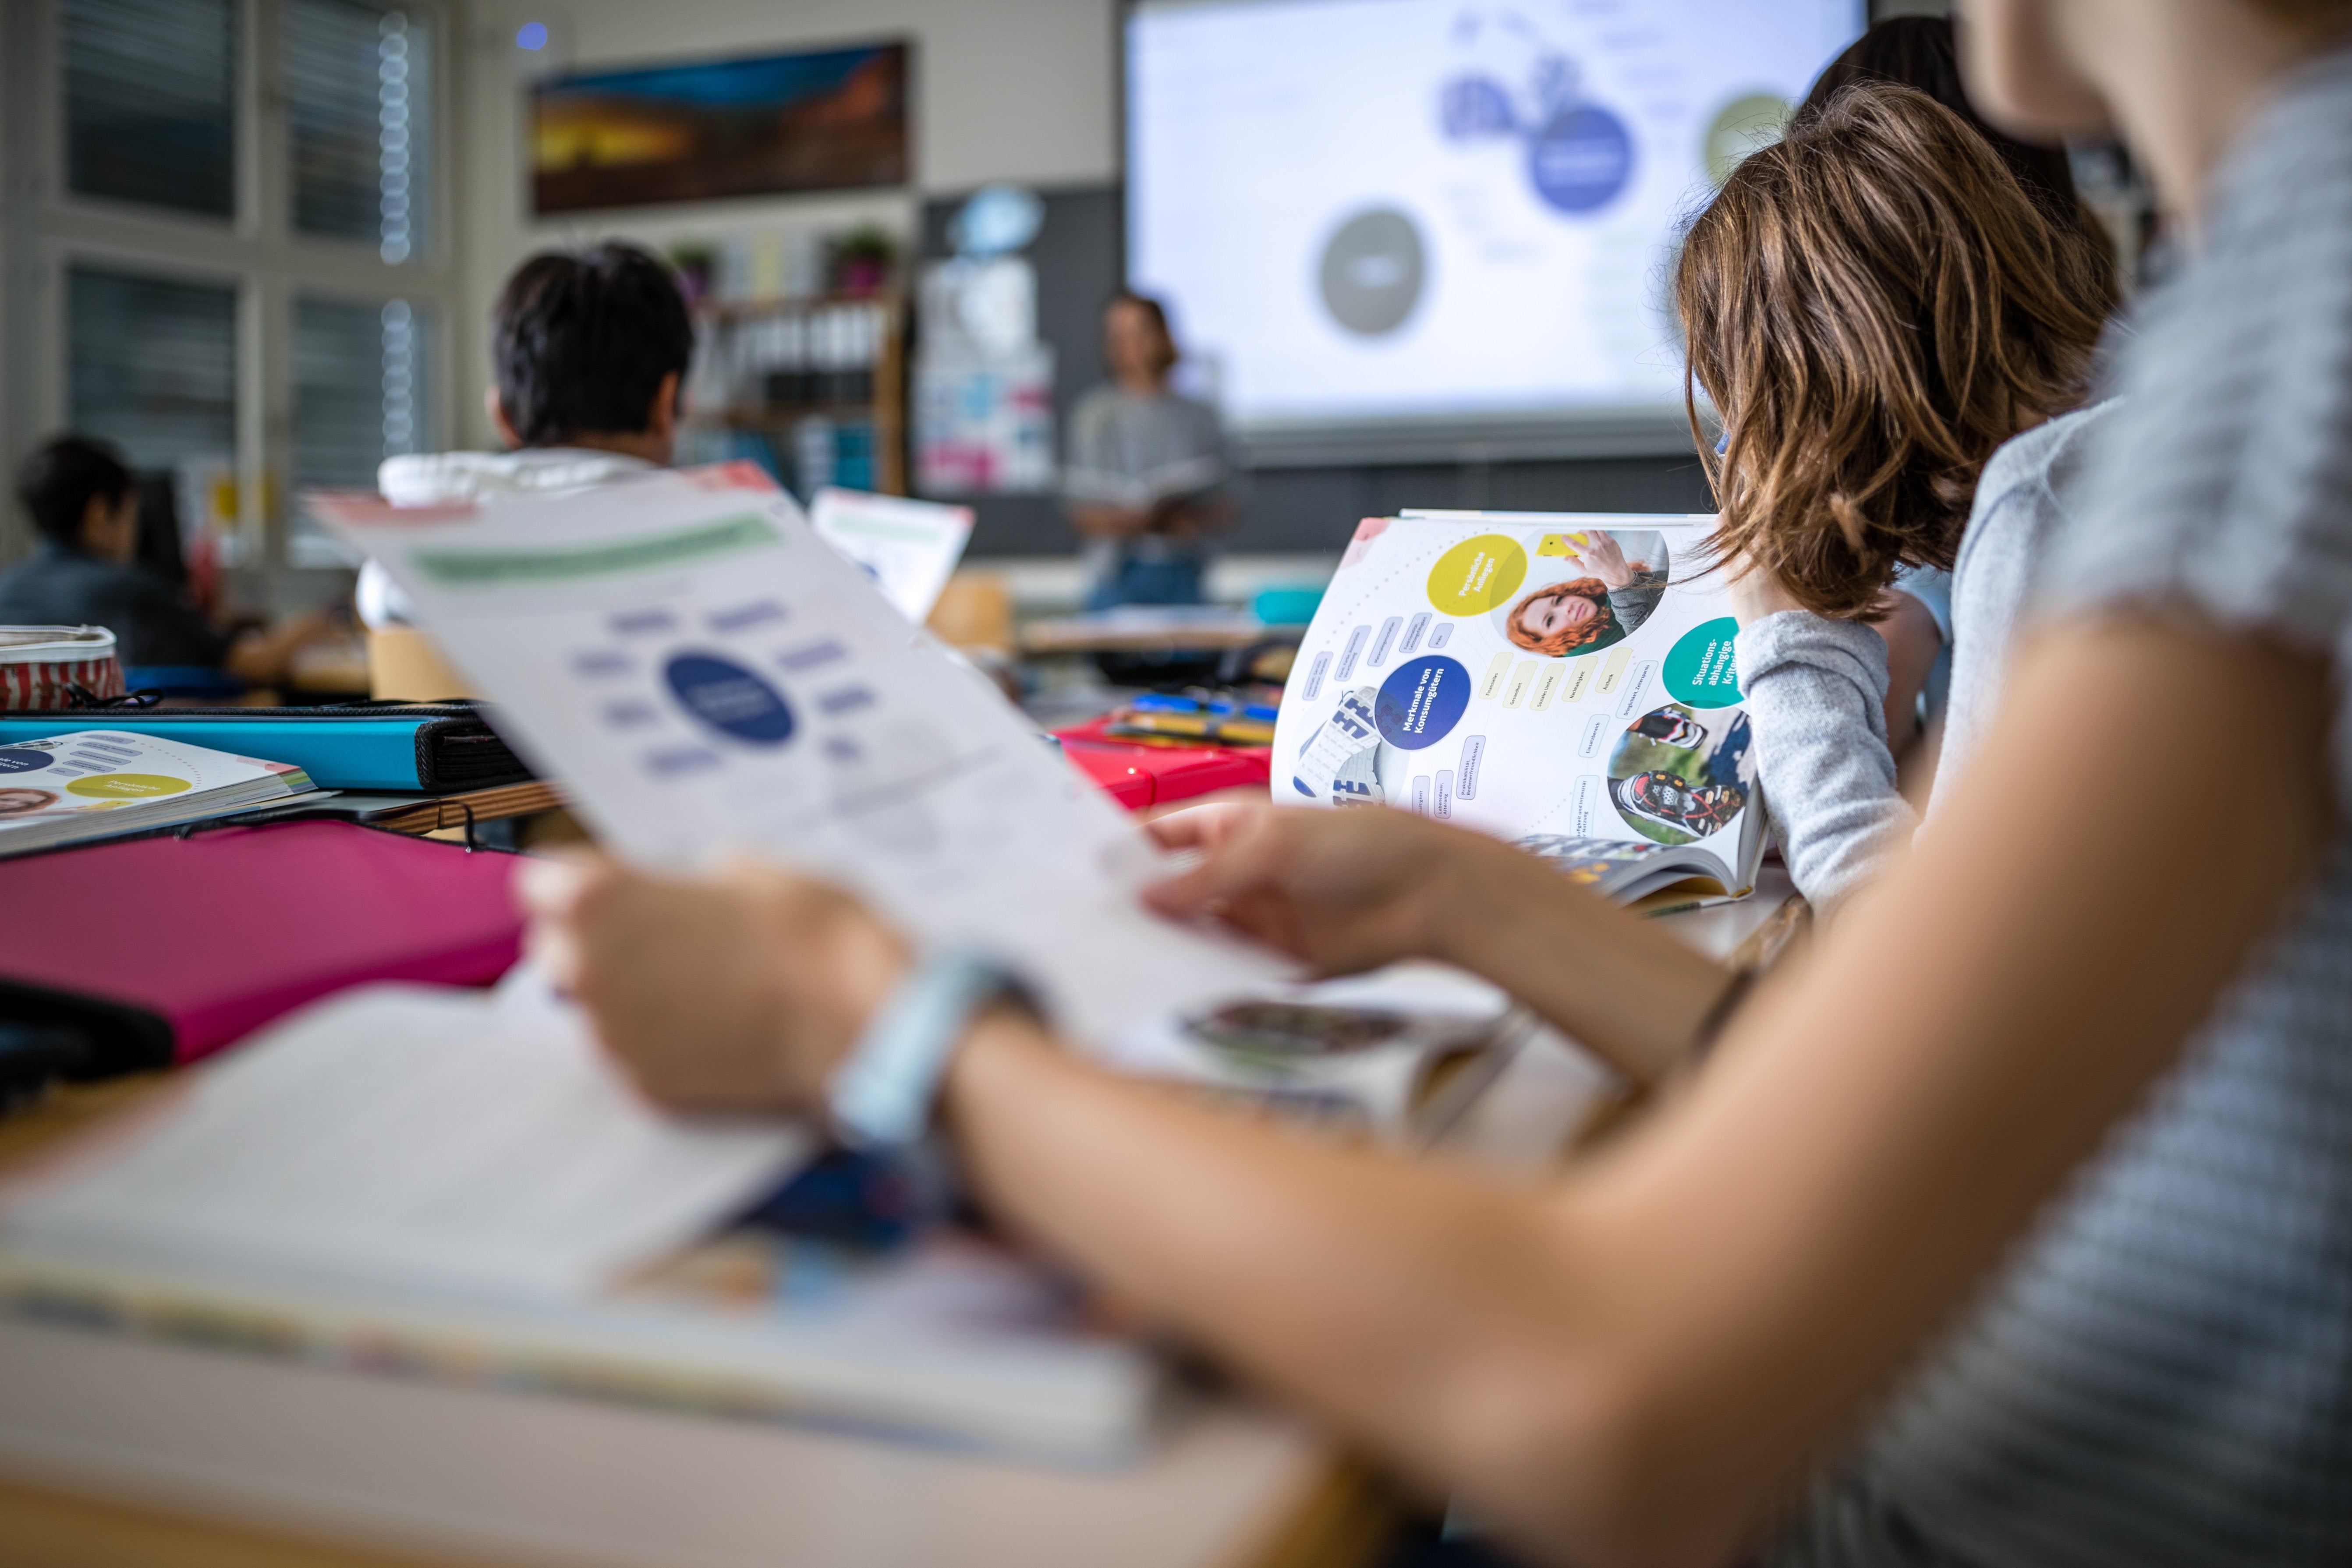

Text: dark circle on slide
xmin=1318 ymin=208 xmax=1427 ymax=337
xmin=663 ymin=652 xmax=797 ymax=745
xmin=0 ymin=748 xmax=53 ymax=774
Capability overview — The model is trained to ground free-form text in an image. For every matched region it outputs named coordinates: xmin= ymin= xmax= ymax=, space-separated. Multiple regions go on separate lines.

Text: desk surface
xmin=0 ymin=1318 xmax=1361 ymax=1568
xmin=1020 ymin=612 xmax=1303 ymax=655
xmin=0 ymin=875 xmax=1797 ymax=1568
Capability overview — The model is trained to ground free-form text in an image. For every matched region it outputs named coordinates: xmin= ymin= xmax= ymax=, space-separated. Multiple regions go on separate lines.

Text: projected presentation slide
xmin=1127 ymin=0 xmax=1863 ymax=435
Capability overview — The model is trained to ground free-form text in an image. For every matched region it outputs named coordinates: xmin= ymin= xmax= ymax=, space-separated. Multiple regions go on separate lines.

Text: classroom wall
xmin=445 ymin=0 xmax=1932 ymax=570
xmin=446 ymin=0 xmax=1118 ymax=449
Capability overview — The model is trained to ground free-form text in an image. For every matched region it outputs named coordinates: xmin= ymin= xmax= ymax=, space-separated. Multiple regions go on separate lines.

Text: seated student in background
xmin=356 ymin=241 xmax=693 ymax=630
xmin=1060 ymin=292 xmax=1236 ymax=609
xmin=1689 ymin=83 xmax=2112 ymax=914
xmin=1793 ymin=12 xmax=2124 ymax=760
xmin=525 ymin=0 xmax=2352 ymax=1560
xmin=0 ymin=436 xmax=330 ymax=690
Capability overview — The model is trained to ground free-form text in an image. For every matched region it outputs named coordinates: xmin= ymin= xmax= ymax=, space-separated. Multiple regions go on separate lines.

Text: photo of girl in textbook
xmin=1501 ymin=528 xmax=1668 ymax=656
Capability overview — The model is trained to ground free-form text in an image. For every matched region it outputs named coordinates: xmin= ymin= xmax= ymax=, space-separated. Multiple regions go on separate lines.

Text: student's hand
xmin=518 ymin=854 xmax=910 ymax=1113
xmin=1568 ymin=529 xmax=1634 ymax=589
xmin=1144 ymin=803 xmax=1479 ymax=975
xmin=1143 ymin=799 xmax=1257 ymax=855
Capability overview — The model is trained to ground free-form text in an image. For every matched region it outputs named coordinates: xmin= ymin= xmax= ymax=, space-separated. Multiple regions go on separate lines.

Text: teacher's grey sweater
xmin=1732 ymin=399 xmax=2119 ymax=913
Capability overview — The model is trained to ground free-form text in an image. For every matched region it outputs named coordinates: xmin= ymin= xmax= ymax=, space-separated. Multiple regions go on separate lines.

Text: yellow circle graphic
xmin=1425 ymin=534 xmax=1528 ymax=616
xmin=67 ymin=772 xmax=192 ymax=799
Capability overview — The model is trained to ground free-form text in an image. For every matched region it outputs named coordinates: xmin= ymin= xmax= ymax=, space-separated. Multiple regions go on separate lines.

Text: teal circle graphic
xmin=1662 ymin=616 xmax=1743 ymax=707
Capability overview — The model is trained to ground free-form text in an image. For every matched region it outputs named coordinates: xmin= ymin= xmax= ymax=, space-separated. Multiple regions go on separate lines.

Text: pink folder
xmin=0 ymin=821 xmax=524 ymax=1064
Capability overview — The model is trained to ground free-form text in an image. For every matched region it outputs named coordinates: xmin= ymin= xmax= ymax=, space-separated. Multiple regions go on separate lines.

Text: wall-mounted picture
xmin=532 ymin=42 xmax=909 ymax=214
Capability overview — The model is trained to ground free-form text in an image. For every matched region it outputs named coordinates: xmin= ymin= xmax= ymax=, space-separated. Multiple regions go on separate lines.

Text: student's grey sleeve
xmin=1734 ymin=610 xmax=1916 ymax=913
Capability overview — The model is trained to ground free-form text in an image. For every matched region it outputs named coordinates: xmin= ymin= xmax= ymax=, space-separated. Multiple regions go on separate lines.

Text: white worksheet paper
xmin=809 ymin=486 xmax=974 ymax=623
xmin=0 ymin=984 xmax=804 ymax=1301
xmin=312 ymin=465 xmax=1282 ymax=1044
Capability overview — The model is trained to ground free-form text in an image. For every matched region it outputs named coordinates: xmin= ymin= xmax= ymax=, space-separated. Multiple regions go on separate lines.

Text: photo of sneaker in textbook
xmin=1272 ymin=510 xmax=1767 ymax=902
xmin=1609 ymin=705 xmax=1753 ymax=846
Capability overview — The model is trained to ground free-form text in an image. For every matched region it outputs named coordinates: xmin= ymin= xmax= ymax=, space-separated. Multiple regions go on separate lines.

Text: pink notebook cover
xmin=0 ymin=821 xmax=523 ymax=1062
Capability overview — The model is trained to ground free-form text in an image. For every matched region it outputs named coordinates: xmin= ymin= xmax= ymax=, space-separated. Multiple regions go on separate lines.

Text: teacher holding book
xmin=1060 ymin=292 xmax=1237 ymax=609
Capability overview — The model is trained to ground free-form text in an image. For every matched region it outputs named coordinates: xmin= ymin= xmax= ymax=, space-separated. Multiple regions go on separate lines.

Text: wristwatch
xmin=827 ymin=950 xmax=1037 ymax=1152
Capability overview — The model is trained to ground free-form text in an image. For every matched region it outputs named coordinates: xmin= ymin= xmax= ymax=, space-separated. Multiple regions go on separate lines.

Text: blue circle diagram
xmin=0 ymin=749 xmax=53 ymax=774
xmin=1374 ymin=655 xmax=1470 ymax=751
xmin=1439 ymin=74 xmax=1516 ymax=140
xmin=664 ymin=653 xmax=797 ymax=745
xmin=1527 ymin=105 xmax=1634 ymax=214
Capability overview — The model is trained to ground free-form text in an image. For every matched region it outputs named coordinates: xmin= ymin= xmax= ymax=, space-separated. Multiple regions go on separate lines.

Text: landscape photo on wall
xmin=533 ymin=42 xmax=909 ymax=212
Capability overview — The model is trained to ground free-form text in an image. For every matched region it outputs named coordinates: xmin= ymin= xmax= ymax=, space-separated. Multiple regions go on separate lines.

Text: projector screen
xmin=1126 ymin=0 xmax=1865 ymax=459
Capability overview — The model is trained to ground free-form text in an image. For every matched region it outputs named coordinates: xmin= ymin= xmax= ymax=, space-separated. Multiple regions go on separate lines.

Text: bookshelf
xmin=682 ymin=294 xmax=908 ymax=498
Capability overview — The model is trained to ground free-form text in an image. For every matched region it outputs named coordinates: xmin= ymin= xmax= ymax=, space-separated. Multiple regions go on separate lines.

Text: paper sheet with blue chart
xmin=1272 ymin=510 xmax=1768 ymax=901
xmin=312 ymin=465 xmax=1285 ymax=1045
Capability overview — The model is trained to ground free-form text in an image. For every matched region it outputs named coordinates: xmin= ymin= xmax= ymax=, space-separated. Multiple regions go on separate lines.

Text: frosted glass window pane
xmin=292 ymin=294 xmax=434 ymax=492
xmin=68 ymin=265 xmax=239 ymax=473
xmin=287 ymin=0 xmax=435 ymax=262
xmin=63 ymin=0 xmax=237 ymax=218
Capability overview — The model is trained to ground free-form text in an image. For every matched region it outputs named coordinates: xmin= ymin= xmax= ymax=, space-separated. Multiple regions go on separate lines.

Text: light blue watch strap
xmin=828 ymin=951 xmax=1031 ymax=1151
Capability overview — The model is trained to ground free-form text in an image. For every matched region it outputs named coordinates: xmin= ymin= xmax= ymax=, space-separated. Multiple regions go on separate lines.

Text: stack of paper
xmin=0 ymin=983 xmax=1155 ymax=1459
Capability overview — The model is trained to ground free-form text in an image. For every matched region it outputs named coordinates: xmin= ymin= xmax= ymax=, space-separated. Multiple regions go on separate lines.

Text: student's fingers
xmin=1141 ymin=811 xmax=1289 ymax=918
xmin=1144 ymin=800 xmax=1255 ymax=853
xmin=513 ymin=849 xmax=609 ymax=920
xmin=523 ymin=920 xmax=583 ymax=991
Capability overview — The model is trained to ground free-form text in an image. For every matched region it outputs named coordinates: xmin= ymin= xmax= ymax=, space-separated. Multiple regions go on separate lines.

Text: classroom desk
xmin=0 ymin=872 xmax=1799 ymax=1568
xmin=1020 ymin=609 xmax=1304 ymax=655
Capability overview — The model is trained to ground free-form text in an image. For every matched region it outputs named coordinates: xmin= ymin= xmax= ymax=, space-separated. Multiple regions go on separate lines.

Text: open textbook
xmin=308 ymin=464 xmax=1284 ymax=1045
xmin=0 ymin=983 xmax=1154 ymax=1461
xmin=0 ymin=729 xmax=314 ymax=858
xmin=1272 ymin=511 xmax=1767 ymax=902
xmin=1108 ymin=962 xmax=1534 ymax=1136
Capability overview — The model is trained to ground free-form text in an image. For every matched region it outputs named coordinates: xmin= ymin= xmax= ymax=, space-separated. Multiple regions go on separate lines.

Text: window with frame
xmin=62 ymin=0 xmax=237 ymax=219
xmin=28 ymin=0 xmax=452 ymax=576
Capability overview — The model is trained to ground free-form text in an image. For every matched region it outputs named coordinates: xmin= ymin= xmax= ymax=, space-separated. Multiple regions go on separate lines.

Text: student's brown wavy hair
xmin=1676 ymin=81 xmax=2108 ymax=619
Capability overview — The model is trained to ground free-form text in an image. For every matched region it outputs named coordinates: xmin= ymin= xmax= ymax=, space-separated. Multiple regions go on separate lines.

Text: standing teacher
xmin=1061 ymin=292 xmax=1237 ymax=609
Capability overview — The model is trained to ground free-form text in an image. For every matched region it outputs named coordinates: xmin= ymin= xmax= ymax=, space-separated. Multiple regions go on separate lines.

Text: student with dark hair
xmin=0 ymin=435 xmax=327 ymax=687
xmin=1060 ymin=290 xmax=1236 ymax=608
xmin=356 ymin=241 xmax=695 ymax=629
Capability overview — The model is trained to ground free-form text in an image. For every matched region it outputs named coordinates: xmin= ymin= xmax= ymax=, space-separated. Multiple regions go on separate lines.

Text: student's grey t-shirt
xmin=1766 ymin=43 xmax=2352 ymax=1567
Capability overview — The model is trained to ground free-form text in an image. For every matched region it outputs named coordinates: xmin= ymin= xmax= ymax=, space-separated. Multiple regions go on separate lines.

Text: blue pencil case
xmin=0 ymin=703 xmax=532 ymax=792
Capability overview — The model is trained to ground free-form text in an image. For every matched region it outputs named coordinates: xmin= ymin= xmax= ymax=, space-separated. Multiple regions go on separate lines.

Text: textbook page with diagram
xmin=1272 ymin=511 xmax=1765 ymax=902
xmin=0 ymin=729 xmax=314 ymax=858
xmin=310 ymin=464 xmax=1284 ymax=1046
